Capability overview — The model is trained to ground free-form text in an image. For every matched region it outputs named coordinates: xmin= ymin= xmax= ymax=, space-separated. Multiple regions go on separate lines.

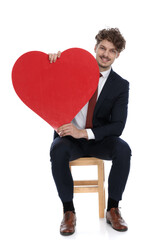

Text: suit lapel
xmin=93 ymin=69 xmax=115 ymax=117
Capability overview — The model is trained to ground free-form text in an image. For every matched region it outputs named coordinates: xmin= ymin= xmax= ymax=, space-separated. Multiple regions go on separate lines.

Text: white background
xmin=0 ymin=0 xmax=160 ymax=239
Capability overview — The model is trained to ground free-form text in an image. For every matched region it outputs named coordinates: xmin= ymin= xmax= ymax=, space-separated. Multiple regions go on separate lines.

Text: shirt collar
xmin=100 ymin=68 xmax=111 ymax=79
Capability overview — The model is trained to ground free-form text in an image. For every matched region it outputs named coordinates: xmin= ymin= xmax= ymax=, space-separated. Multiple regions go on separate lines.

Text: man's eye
xmin=109 ymin=50 xmax=117 ymax=55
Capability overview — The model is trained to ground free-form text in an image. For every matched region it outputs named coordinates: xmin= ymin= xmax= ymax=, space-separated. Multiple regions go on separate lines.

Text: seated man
xmin=49 ymin=28 xmax=131 ymax=235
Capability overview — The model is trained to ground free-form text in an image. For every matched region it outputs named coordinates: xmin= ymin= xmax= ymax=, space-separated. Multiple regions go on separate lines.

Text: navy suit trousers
xmin=50 ymin=136 xmax=131 ymax=203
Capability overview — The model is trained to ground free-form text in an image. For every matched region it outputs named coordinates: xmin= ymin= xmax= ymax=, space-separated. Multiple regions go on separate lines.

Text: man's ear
xmin=116 ymin=52 xmax=120 ymax=58
xmin=94 ymin=45 xmax=97 ymax=53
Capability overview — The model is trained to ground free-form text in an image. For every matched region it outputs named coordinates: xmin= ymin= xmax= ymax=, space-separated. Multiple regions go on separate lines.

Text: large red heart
xmin=12 ymin=49 xmax=99 ymax=130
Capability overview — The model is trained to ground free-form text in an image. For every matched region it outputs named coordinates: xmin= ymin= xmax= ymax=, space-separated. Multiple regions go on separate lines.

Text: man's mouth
xmin=100 ymin=56 xmax=111 ymax=63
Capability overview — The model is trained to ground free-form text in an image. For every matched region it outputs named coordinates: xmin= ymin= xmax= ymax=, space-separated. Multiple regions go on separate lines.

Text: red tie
xmin=85 ymin=73 xmax=102 ymax=128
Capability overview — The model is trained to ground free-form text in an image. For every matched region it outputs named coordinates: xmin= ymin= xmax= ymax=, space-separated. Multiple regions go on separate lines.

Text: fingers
xmin=57 ymin=51 xmax=61 ymax=58
xmin=57 ymin=123 xmax=72 ymax=137
xmin=57 ymin=123 xmax=82 ymax=139
xmin=48 ymin=51 xmax=61 ymax=63
xmin=57 ymin=123 xmax=71 ymax=133
xmin=59 ymin=130 xmax=70 ymax=137
xmin=48 ymin=53 xmax=54 ymax=63
xmin=48 ymin=53 xmax=57 ymax=63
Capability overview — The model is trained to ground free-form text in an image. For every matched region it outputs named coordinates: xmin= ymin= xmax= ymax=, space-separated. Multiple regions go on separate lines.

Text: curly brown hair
xmin=95 ymin=28 xmax=126 ymax=53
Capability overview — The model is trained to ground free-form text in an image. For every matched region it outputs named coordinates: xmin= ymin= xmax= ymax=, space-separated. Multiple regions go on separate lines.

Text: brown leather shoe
xmin=106 ymin=208 xmax=128 ymax=232
xmin=60 ymin=211 xmax=76 ymax=236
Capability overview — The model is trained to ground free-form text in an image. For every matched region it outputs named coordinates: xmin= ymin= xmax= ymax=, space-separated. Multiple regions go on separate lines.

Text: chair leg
xmin=103 ymin=163 xmax=106 ymax=211
xmin=98 ymin=161 xmax=105 ymax=218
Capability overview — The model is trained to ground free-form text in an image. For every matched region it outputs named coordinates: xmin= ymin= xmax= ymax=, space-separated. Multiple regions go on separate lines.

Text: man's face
xmin=94 ymin=39 xmax=120 ymax=72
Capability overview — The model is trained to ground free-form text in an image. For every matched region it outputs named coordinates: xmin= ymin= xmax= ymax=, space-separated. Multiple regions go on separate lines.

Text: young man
xmin=49 ymin=28 xmax=131 ymax=235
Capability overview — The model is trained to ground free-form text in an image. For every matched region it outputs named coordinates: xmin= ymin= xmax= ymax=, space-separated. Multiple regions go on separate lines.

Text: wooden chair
xmin=69 ymin=157 xmax=105 ymax=218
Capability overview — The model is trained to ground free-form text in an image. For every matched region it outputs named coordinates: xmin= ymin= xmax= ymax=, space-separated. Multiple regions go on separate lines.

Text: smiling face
xmin=94 ymin=39 xmax=120 ymax=72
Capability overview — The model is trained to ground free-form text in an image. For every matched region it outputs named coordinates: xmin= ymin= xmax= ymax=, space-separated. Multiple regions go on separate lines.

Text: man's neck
xmin=99 ymin=66 xmax=111 ymax=72
xmin=100 ymin=68 xmax=111 ymax=74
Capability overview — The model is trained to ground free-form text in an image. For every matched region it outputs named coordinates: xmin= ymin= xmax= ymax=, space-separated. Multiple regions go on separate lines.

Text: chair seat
xmin=69 ymin=157 xmax=106 ymax=218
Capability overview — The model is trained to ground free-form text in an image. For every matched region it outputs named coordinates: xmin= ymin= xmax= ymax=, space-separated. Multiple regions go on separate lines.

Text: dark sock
xmin=107 ymin=198 xmax=119 ymax=211
xmin=63 ymin=201 xmax=75 ymax=214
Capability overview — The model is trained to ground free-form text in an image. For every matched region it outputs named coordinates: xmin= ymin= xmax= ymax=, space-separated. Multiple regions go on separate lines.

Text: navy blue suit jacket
xmin=54 ymin=69 xmax=129 ymax=141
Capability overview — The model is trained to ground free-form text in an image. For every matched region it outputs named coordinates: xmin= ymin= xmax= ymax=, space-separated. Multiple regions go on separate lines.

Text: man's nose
xmin=103 ymin=50 xmax=109 ymax=57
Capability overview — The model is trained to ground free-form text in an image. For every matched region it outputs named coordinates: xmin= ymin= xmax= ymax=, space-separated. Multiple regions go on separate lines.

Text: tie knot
xmin=100 ymin=73 xmax=102 ymax=77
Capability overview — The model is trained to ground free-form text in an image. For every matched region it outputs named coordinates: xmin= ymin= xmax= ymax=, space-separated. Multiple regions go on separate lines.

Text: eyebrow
xmin=99 ymin=44 xmax=106 ymax=48
xmin=99 ymin=44 xmax=116 ymax=51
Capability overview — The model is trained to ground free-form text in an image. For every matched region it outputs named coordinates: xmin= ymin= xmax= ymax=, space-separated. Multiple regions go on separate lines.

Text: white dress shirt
xmin=72 ymin=68 xmax=111 ymax=139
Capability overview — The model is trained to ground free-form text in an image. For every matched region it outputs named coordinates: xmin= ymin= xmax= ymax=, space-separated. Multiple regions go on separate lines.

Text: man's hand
xmin=48 ymin=51 xmax=61 ymax=63
xmin=57 ymin=123 xmax=88 ymax=139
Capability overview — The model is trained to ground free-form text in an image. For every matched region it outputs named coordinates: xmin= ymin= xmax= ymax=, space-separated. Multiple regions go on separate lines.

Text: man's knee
xmin=112 ymin=137 xmax=131 ymax=162
xmin=50 ymin=137 xmax=71 ymax=162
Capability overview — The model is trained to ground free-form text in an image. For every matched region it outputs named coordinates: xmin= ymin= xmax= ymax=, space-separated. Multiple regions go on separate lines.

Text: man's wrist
xmin=80 ymin=129 xmax=88 ymax=139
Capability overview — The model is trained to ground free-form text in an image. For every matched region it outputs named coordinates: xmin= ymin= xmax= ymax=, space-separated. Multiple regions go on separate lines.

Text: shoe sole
xmin=107 ymin=219 xmax=128 ymax=232
xmin=60 ymin=230 xmax=75 ymax=236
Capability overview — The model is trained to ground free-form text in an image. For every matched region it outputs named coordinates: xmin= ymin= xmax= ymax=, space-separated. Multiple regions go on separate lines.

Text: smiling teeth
xmin=102 ymin=58 xmax=109 ymax=62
